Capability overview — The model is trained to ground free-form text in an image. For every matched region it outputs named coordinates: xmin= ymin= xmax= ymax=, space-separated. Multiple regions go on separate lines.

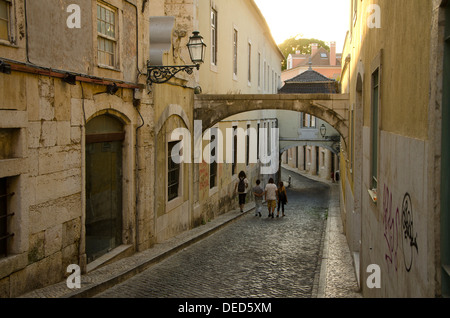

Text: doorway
xmin=85 ymin=114 xmax=125 ymax=263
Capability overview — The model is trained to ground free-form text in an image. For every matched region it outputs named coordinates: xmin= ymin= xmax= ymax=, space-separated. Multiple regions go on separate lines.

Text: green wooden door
xmin=85 ymin=115 xmax=124 ymax=263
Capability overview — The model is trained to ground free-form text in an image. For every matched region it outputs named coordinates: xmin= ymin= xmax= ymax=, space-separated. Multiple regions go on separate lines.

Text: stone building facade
xmin=0 ymin=0 xmax=282 ymax=297
xmin=339 ymin=0 xmax=448 ymax=297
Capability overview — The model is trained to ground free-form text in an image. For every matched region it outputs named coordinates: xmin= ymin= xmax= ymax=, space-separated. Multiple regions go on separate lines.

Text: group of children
xmin=235 ymin=171 xmax=288 ymax=218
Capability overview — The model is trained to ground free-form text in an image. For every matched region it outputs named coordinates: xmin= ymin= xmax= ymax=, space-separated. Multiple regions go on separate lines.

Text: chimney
xmin=311 ymin=43 xmax=318 ymax=57
xmin=330 ymin=41 xmax=336 ymax=66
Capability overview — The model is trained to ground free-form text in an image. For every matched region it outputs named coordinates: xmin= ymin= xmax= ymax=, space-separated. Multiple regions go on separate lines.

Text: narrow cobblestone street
xmin=96 ymin=168 xmax=330 ymax=298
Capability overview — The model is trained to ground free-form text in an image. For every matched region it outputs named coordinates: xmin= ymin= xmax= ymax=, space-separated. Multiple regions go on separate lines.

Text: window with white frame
xmin=302 ymin=113 xmax=316 ymax=128
xmin=0 ymin=0 xmax=12 ymax=43
xmin=233 ymin=28 xmax=238 ymax=76
xmin=370 ymin=68 xmax=379 ymax=191
xmin=248 ymin=42 xmax=252 ymax=83
xmin=263 ymin=61 xmax=267 ymax=91
xmin=211 ymin=8 xmax=218 ymax=66
xmin=258 ymin=53 xmax=261 ymax=88
xmin=97 ymin=3 xmax=117 ymax=68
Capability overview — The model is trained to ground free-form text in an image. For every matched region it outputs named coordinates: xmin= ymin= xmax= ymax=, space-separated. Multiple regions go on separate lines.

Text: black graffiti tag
xmin=401 ymin=193 xmax=418 ymax=272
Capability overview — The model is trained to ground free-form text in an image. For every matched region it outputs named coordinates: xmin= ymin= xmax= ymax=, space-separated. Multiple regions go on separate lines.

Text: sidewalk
xmin=282 ymin=165 xmax=361 ymax=298
xmin=21 ymin=171 xmax=361 ymax=298
xmin=317 ymin=181 xmax=362 ymax=298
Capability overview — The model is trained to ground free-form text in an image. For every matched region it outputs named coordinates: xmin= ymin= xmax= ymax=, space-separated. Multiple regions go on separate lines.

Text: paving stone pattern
xmin=96 ymin=169 xmax=330 ymax=298
xmin=21 ymin=167 xmax=361 ymax=299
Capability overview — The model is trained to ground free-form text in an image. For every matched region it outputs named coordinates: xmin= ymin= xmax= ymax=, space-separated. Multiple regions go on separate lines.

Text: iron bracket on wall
xmin=147 ymin=62 xmax=199 ymax=84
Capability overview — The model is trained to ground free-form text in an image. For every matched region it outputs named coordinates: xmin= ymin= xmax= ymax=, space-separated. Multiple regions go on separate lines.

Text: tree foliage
xmin=278 ymin=36 xmax=330 ymax=70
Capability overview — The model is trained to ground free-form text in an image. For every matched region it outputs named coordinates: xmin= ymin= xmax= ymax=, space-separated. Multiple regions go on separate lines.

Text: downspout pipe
xmin=125 ymin=0 xmax=145 ymax=252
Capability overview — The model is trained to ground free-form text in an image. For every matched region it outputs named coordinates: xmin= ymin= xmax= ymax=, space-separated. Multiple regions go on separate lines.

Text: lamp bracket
xmin=147 ymin=63 xmax=200 ymax=84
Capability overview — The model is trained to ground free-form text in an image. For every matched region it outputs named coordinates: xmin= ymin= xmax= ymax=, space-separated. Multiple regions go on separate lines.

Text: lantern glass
xmin=187 ymin=31 xmax=206 ymax=64
xmin=320 ymin=124 xmax=327 ymax=138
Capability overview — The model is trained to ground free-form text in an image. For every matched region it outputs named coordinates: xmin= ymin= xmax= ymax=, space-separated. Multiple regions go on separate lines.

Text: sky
xmin=254 ymin=0 xmax=350 ymax=53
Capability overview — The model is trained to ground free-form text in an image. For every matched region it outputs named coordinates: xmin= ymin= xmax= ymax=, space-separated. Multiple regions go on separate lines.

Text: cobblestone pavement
xmin=96 ymin=168 xmax=330 ymax=298
xmin=21 ymin=167 xmax=361 ymax=299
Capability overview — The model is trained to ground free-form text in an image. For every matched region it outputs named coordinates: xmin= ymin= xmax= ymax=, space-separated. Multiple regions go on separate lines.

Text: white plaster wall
xmin=361 ymin=127 xmax=430 ymax=297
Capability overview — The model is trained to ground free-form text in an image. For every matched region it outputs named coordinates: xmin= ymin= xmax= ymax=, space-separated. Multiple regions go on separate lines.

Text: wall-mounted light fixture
xmin=147 ymin=31 xmax=206 ymax=85
xmin=107 ymin=83 xmax=119 ymax=95
xmin=0 ymin=60 xmax=11 ymax=74
xmin=63 ymin=73 xmax=77 ymax=85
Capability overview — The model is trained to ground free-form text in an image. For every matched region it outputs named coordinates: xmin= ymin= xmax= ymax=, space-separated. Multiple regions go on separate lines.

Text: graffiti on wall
xmin=382 ymin=185 xmax=419 ymax=273
xmin=383 ymin=185 xmax=400 ymax=272
xmin=401 ymin=193 xmax=418 ymax=272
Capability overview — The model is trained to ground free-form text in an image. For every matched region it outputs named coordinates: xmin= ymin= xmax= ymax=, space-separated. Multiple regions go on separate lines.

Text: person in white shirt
xmin=264 ymin=178 xmax=278 ymax=218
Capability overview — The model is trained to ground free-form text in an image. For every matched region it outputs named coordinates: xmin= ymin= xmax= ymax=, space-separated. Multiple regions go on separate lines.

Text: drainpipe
xmin=125 ymin=0 xmax=144 ymax=252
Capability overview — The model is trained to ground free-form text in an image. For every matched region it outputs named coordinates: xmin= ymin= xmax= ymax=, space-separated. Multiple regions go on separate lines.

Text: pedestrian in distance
xmin=253 ymin=179 xmax=264 ymax=217
xmin=235 ymin=171 xmax=249 ymax=213
xmin=276 ymin=181 xmax=288 ymax=217
xmin=264 ymin=177 xmax=278 ymax=218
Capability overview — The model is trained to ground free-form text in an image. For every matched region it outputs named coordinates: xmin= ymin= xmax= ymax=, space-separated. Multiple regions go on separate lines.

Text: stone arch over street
xmin=194 ymin=93 xmax=350 ymax=150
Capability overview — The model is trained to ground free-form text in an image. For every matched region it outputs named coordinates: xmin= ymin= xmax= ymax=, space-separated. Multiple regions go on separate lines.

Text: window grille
xmin=0 ymin=178 xmax=14 ymax=258
xmin=168 ymin=142 xmax=180 ymax=202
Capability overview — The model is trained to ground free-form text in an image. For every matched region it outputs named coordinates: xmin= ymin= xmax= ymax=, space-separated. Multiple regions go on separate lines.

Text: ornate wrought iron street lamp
xmin=147 ymin=31 xmax=207 ymax=84
xmin=320 ymin=124 xmax=327 ymax=139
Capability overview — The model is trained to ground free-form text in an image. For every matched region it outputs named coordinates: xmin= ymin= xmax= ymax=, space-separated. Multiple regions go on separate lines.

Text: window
xmin=302 ymin=113 xmax=316 ymax=128
xmin=211 ymin=8 xmax=218 ymax=66
xmin=0 ymin=0 xmax=11 ymax=42
xmin=370 ymin=69 xmax=379 ymax=191
xmin=257 ymin=122 xmax=260 ymax=160
xmin=320 ymin=53 xmax=328 ymax=58
xmin=246 ymin=124 xmax=250 ymax=166
xmin=233 ymin=29 xmax=238 ymax=76
xmin=258 ymin=53 xmax=261 ymax=88
xmin=0 ymin=178 xmax=14 ymax=258
xmin=272 ymin=70 xmax=274 ymax=93
xmin=209 ymin=129 xmax=217 ymax=189
xmin=97 ymin=3 xmax=117 ymax=68
xmin=168 ymin=141 xmax=181 ymax=201
xmin=263 ymin=61 xmax=267 ymax=91
xmin=248 ymin=43 xmax=252 ymax=83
